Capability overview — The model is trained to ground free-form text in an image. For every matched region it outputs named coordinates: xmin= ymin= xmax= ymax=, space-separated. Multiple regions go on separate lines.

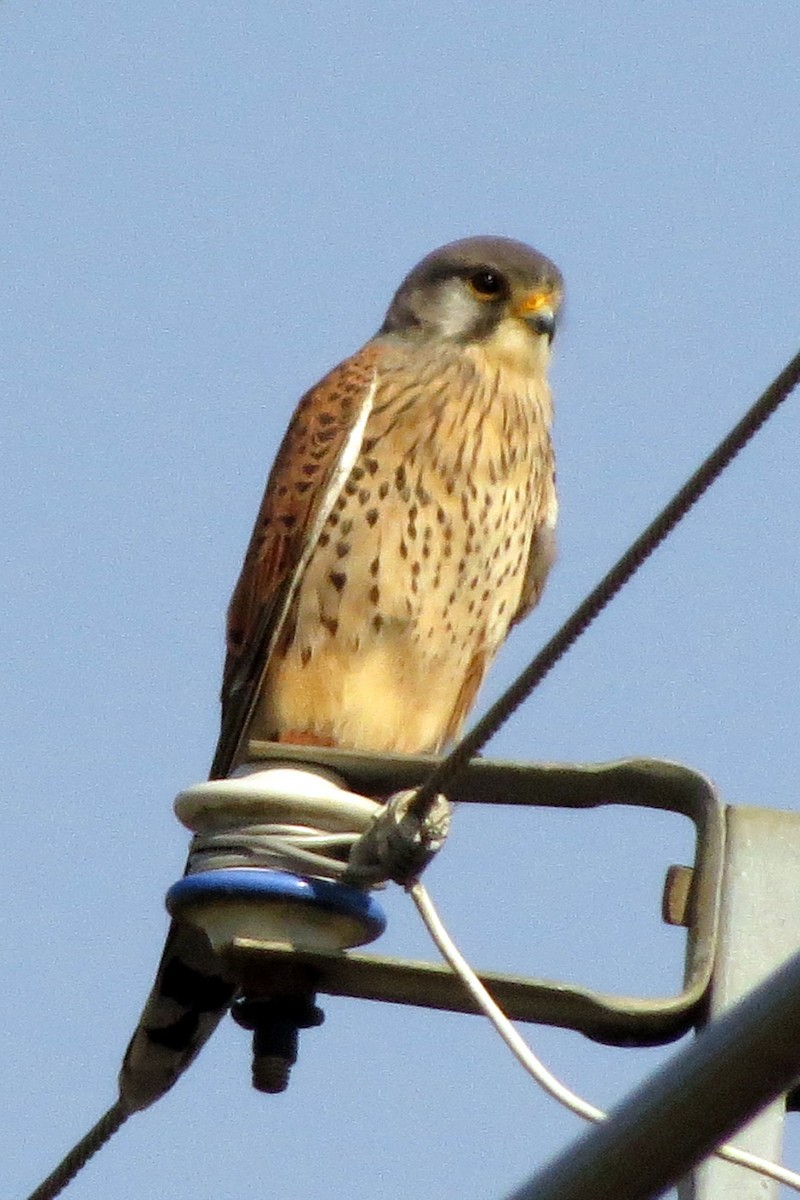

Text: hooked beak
xmin=513 ymin=290 xmax=557 ymax=341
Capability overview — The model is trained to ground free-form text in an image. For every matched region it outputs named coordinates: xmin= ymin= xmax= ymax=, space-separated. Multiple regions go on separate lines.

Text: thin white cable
xmin=409 ymin=880 xmax=603 ymax=1122
xmin=187 ymin=822 xmax=370 ymax=881
xmin=409 ymin=880 xmax=800 ymax=1194
xmin=714 ymin=1142 xmax=800 ymax=1188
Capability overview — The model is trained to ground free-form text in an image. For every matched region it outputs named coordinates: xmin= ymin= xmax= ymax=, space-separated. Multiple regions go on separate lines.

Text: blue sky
xmin=4 ymin=3 xmax=800 ymax=1197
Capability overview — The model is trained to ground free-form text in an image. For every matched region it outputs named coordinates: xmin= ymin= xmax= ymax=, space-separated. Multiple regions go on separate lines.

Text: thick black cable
xmin=410 ymin=345 xmax=800 ymax=819
xmin=24 ymin=347 xmax=800 ymax=1200
xmin=25 ymin=1101 xmax=130 ymax=1200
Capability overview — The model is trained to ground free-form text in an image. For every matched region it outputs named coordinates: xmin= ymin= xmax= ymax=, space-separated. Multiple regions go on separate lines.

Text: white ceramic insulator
xmin=179 ymin=895 xmax=382 ymax=955
xmin=171 ymin=765 xmax=386 ymax=953
xmin=174 ymin=765 xmax=382 ymax=835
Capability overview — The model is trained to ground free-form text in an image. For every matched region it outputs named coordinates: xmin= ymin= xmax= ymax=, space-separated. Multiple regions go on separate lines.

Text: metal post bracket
xmin=221 ymin=744 xmax=724 ymax=1047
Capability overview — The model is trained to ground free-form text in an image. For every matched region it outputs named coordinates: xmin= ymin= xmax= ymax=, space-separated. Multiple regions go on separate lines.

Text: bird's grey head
xmin=380 ymin=236 xmax=563 ymax=347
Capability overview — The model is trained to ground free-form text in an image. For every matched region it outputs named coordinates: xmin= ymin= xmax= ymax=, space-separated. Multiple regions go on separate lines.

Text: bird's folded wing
xmin=210 ymin=345 xmax=382 ymax=779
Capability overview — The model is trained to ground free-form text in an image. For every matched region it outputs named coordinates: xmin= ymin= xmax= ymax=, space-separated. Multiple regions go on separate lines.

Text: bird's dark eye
xmin=468 ymin=269 xmax=506 ymax=299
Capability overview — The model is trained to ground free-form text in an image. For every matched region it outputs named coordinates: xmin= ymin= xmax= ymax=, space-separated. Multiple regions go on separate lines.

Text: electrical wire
xmin=409 ymin=345 xmax=800 ymax=820
xmin=24 ymin=1102 xmax=130 ymax=1200
xmin=188 ymin=821 xmax=363 ymax=879
xmin=409 ymin=881 xmax=603 ymax=1122
xmin=409 ymin=881 xmax=800 ymax=1193
xmin=23 ymin=345 xmax=800 ymax=1200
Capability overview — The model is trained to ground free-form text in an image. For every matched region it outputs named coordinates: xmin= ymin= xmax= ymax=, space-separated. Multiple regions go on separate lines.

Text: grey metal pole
xmin=680 ymin=806 xmax=800 ymax=1198
xmin=503 ymin=943 xmax=800 ymax=1200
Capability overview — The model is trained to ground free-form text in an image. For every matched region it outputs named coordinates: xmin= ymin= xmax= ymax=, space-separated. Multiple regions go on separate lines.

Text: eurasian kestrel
xmin=120 ymin=236 xmax=563 ymax=1110
xmin=212 ymin=234 xmax=562 ymax=777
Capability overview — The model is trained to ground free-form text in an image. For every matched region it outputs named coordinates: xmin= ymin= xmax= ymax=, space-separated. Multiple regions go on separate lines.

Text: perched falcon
xmin=120 ymin=236 xmax=563 ymax=1110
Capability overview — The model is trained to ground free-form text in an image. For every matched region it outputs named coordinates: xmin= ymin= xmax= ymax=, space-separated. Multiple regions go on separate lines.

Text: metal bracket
xmin=220 ymin=743 xmax=723 ymax=1047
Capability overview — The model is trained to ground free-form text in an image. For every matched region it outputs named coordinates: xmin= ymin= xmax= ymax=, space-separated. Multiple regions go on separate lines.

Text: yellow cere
xmin=515 ymin=289 xmax=556 ymax=315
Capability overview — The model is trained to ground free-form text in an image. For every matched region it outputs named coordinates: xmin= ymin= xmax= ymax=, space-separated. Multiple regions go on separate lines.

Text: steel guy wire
xmin=24 ymin=344 xmax=800 ymax=1200
xmin=409 ymin=345 xmax=800 ymax=821
xmin=25 ymin=1103 xmax=129 ymax=1200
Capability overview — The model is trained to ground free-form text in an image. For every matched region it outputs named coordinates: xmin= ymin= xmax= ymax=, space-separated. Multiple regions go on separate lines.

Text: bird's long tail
xmin=118 ymin=919 xmax=235 ymax=1112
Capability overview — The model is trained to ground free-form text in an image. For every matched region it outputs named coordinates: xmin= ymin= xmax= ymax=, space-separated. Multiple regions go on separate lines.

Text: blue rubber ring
xmin=166 ymin=868 xmax=387 ymax=939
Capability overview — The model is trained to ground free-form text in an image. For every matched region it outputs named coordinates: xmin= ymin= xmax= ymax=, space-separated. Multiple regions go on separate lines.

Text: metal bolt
xmin=662 ymin=864 xmax=694 ymax=927
xmin=232 ymin=994 xmax=325 ymax=1094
